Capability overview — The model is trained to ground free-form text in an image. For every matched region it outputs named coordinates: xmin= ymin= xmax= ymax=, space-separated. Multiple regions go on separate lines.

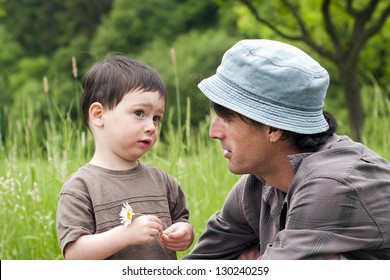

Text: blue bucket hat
xmin=198 ymin=39 xmax=330 ymax=134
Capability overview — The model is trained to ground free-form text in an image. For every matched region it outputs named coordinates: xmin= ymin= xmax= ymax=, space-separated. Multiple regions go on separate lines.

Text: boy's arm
xmin=64 ymin=215 xmax=163 ymax=260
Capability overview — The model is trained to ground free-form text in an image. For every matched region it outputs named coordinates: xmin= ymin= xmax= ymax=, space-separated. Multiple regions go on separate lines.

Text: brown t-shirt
xmin=56 ymin=162 xmax=190 ymax=259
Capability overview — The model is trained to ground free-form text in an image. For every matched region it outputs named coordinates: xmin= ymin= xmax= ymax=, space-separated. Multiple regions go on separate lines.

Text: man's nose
xmin=209 ymin=115 xmax=223 ymax=139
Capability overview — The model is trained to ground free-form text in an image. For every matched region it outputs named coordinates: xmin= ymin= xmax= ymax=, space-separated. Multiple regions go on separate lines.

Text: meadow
xmin=0 ymin=79 xmax=389 ymax=260
xmin=0 ymin=89 xmax=242 ymax=259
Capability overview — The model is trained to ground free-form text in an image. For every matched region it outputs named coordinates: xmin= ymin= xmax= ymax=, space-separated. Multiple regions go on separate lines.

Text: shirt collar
xmin=261 ymin=134 xmax=341 ymax=203
xmin=287 ymin=133 xmax=341 ymax=173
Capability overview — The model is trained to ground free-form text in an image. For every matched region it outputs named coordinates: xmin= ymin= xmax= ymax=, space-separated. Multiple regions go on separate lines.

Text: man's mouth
xmin=223 ymin=148 xmax=232 ymax=158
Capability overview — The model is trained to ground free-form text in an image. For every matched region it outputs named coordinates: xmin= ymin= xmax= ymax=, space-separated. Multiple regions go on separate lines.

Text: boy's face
xmin=97 ymin=90 xmax=165 ymax=167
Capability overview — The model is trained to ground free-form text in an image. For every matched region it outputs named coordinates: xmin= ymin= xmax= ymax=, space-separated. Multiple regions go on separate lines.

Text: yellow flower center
xmin=127 ymin=211 xmax=132 ymax=220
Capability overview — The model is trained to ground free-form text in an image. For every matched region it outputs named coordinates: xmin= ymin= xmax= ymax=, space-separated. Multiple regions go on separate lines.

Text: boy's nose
xmin=145 ymin=119 xmax=156 ymax=134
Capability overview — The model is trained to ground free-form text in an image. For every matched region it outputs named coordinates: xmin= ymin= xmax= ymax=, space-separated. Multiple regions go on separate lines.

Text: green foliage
xmin=0 ymin=24 xmax=23 ymax=106
xmin=1 ymin=0 xmax=389 ymax=136
xmin=137 ymin=29 xmax=241 ymax=129
xmin=220 ymin=0 xmax=390 ymax=89
xmin=1 ymin=79 xmax=390 ymax=259
xmin=0 ymin=0 xmax=240 ymax=155
xmin=91 ymin=0 xmax=219 ymax=55
xmin=6 ymin=57 xmax=52 ymax=142
xmin=0 ymin=93 xmax=240 ymax=259
xmin=0 ymin=25 xmax=23 ymax=70
xmin=360 ymin=75 xmax=390 ymax=156
xmin=220 ymin=0 xmax=390 ymax=82
xmin=1 ymin=0 xmax=390 ymax=260
xmin=49 ymin=35 xmax=93 ymax=76
xmin=359 ymin=30 xmax=390 ymax=90
xmin=0 ymin=160 xmax=64 ymax=259
xmin=218 ymin=0 xmax=390 ymax=141
xmin=0 ymin=0 xmax=4 ymax=17
xmin=9 ymin=56 xmax=49 ymax=91
xmin=0 ymin=0 xmax=112 ymax=56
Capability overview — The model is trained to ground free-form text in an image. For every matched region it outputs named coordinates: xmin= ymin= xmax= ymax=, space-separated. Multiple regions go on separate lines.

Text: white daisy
xmin=119 ymin=202 xmax=142 ymax=227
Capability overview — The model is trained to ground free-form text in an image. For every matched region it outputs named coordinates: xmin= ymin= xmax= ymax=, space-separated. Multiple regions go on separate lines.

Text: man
xmin=185 ymin=39 xmax=390 ymax=259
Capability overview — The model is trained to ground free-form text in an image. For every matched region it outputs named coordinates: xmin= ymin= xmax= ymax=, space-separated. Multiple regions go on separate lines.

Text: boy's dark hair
xmin=211 ymin=102 xmax=337 ymax=152
xmin=80 ymin=55 xmax=167 ymax=127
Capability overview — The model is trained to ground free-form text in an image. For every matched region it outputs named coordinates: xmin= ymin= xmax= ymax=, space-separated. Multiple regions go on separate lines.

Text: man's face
xmin=209 ymin=112 xmax=277 ymax=177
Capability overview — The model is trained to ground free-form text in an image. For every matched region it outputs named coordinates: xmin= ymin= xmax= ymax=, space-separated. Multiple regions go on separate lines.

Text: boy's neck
xmin=89 ymin=155 xmax=139 ymax=171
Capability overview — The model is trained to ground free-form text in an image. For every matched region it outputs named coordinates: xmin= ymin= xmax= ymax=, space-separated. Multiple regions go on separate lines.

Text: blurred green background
xmin=0 ymin=0 xmax=389 ymax=259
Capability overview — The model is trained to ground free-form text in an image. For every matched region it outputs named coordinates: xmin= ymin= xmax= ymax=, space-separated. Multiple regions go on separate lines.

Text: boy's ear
xmin=89 ymin=102 xmax=105 ymax=128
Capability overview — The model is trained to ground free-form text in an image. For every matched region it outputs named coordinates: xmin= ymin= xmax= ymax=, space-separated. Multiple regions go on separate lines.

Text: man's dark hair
xmin=281 ymin=111 xmax=337 ymax=152
xmin=211 ymin=102 xmax=337 ymax=152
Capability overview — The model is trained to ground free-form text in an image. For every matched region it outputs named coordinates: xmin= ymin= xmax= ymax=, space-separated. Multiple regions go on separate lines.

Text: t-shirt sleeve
xmin=164 ymin=174 xmax=190 ymax=224
xmin=56 ymin=175 xmax=95 ymax=256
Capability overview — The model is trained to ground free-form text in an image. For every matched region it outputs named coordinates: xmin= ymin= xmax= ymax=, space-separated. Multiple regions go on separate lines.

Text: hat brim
xmin=198 ymin=74 xmax=329 ymax=134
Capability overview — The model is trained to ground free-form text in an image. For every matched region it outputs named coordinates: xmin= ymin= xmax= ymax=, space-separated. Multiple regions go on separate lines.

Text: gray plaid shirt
xmin=185 ymin=134 xmax=390 ymax=259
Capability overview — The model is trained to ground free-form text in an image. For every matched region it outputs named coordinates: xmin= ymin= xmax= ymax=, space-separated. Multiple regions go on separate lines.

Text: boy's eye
xmin=134 ymin=110 xmax=144 ymax=117
xmin=153 ymin=115 xmax=162 ymax=123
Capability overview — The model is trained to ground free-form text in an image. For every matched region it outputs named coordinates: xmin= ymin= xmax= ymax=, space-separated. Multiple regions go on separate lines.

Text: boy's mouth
xmin=138 ymin=139 xmax=152 ymax=148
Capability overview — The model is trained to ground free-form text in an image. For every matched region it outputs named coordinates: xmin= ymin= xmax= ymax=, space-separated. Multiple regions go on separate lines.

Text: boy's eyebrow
xmin=133 ymin=102 xmax=165 ymax=113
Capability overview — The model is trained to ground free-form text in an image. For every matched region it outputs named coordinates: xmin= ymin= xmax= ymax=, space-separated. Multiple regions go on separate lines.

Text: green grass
xmin=0 ymin=160 xmax=63 ymax=259
xmin=0 ymin=139 xmax=239 ymax=260
xmin=0 ymin=95 xmax=240 ymax=259
xmin=1 ymin=82 xmax=389 ymax=259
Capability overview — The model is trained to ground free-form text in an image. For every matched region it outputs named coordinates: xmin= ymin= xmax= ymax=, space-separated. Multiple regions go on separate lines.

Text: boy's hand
xmin=125 ymin=215 xmax=163 ymax=245
xmin=160 ymin=222 xmax=194 ymax=251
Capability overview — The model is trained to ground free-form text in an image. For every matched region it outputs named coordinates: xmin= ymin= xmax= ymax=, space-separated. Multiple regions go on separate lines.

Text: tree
xmin=91 ymin=0 xmax=219 ymax=56
xmin=137 ymin=29 xmax=241 ymax=127
xmin=1 ymin=0 xmax=112 ymax=56
xmin=219 ymin=0 xmax=390 ymax=141
xmin=0 ymin=25 xmax=23 ymax=104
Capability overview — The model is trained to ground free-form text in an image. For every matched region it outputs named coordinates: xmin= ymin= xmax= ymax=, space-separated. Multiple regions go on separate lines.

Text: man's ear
xmin=268 ymin=126 xmax=284 ymax=143
xmin=89 ymin=102 xmax=105 ymax=128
